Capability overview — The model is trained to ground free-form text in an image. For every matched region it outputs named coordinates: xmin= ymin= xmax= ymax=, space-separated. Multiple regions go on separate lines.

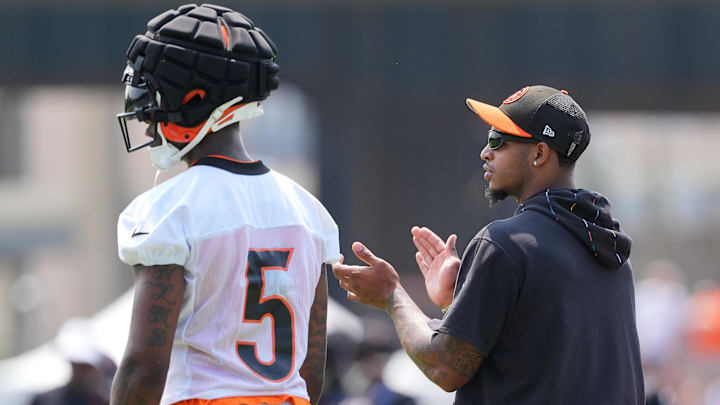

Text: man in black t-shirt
xmin=332 ymin=85 xmax=644 ymax=404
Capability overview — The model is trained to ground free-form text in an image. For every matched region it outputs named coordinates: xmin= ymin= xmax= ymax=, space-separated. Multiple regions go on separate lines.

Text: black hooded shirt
xmin=434 ymin=189 xmax=644 ymax=405
xmin=517 ymin=189 xmax=632 ymax=270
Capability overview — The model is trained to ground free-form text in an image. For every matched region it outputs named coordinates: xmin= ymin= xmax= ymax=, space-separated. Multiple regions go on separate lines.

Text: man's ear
xmin=531 ymin=142 xmax=553 ymax=167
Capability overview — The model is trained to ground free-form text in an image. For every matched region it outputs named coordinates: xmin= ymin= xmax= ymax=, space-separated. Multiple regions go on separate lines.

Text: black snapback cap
xmin=466 ymin=85 xmax=591 ymax=161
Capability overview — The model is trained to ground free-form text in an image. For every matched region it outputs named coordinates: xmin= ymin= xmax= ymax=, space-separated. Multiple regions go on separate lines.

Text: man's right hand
xmin=411 ymin=226 xmax=461 ymax=309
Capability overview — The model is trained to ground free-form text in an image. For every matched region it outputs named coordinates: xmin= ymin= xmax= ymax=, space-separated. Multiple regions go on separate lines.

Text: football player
xmin=110 ymin=4 xmax=340 ymax=405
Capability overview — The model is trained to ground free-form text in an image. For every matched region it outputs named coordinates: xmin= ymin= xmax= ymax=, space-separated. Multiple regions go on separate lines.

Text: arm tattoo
xmin=151 ymin=266 xmax=174 ymax=281
xmin=146 ymin=328 xmax=168 ymax=347
xmin=149 ymin=305 xmax=172 ymax=327
xmin=110 ymin=359 xmax=152 ymax=405
xmin=437 ymin=333 xmax=484 ymax=378
xmin=300 ymin=268 xmax=328 ymax=405
xmin=389 ymin=288 xmax=435 ymax=370
xmin=148 ymin=281 xmax=176 ymax=304
xmin=112 ymin=264 xmax=185 ymax=405
xmin=387 ymin=287 xmax=483 ymax=390
xmin=141 ymin=267 xmax=181 ymax=347
xmin=142 ymin=265 xmax=179 ymax=304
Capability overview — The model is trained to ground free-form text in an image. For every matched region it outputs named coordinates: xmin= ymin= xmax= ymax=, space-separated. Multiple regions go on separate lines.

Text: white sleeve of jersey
xmin=117 ymin=194 xmax=190 ymax=268
xmin=318 ymin=202 xmax=341 ymax=265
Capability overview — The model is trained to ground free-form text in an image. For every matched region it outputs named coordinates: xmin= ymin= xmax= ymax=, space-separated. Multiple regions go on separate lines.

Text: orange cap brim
xmin=465 ymin=98 xmax=533 ymax=138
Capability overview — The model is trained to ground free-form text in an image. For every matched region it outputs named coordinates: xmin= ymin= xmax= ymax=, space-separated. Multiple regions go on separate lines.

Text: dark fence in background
xmin=2 ymin=2 xmax=718 ymax=303
xmin=3 ymin=3 xmax=719 ymax=108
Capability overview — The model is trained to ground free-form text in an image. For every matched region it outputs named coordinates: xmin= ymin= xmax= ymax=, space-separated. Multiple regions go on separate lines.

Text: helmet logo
xmin=503 ymin=86 xmax=530 ymax=104
xmin=183 ymin=89 xmax=206 ymax=104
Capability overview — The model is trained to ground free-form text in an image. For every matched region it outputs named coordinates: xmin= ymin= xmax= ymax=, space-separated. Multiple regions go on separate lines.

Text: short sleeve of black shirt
xmin=434 ymin=233 xmax=520 ymax=356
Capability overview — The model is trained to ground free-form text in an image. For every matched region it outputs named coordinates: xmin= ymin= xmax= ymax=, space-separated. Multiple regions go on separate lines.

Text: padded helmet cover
xmin=125 ymin=3 xmax=280 ymax=128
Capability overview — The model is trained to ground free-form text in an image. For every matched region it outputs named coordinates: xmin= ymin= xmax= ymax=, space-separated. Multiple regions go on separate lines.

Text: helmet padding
xmin=125 ymin=3 xmax=280 ymax=129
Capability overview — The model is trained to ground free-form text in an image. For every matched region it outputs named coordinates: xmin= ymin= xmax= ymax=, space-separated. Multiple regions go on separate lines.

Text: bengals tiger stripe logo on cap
xmin=503 ymin=86 xmax=530 ymax=104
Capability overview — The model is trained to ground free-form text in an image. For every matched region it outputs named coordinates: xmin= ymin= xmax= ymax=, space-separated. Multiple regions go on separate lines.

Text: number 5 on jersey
xmin=237 ymin=249 xmax=295 ymax=382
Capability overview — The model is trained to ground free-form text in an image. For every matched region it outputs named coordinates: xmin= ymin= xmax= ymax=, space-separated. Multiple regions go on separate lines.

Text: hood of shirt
xmin=515 ymin=188 xmax=632 ymax=270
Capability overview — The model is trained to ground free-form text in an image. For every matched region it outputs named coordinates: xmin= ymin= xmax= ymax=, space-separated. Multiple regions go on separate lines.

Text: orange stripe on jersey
xmin=173 ymin=395 xmax=310 ymax=405
xmin=206 ymin=154 xmax=260 ymax=164
xmin=189 ymin=155 xmax=260 ymax=167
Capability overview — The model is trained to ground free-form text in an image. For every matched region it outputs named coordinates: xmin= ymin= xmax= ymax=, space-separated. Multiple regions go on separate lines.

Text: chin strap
xmin=210 ymin=101 xmax=264 ymax=132
xmin=151 ymin=95 xmax=261 ymax=174
xmin=169 ymin=95 xmax=246 ymax=163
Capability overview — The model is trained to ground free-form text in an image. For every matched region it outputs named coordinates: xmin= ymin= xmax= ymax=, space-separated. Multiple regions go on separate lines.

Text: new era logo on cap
xmin=542 ymin=125 xmax=555 ymax=137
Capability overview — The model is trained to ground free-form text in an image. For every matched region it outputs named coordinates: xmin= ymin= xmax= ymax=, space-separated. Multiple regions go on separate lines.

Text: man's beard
xmin=484 ymin=164 xmax=531 ymax=208
xmin=484 ymin=187 xmax=509 ymax=208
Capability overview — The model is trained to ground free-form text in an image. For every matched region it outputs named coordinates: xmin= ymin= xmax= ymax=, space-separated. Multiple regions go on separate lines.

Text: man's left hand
xmin=331 ymin=242 xmax=400 ymax=309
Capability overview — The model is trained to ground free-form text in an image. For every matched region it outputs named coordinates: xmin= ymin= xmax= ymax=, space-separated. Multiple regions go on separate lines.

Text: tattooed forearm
xmin=149 ymin=305 xmax=171 ymax=327
xmin=110 ymin=360 xmax=135 ymax=404
xmin=300 ymin=268 xmax=328 ymax=405
xmin=386 ymin=286 xmax=484 ymax=391
xmin=110 ymin=358 xmax=156 ymax=405
xmin=386 ymin=288 xmax=436 ymax=372
xmin=146 ymin=329 xmax=168 ymax=347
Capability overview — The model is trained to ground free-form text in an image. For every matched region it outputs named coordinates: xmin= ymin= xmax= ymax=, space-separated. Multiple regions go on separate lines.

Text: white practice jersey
xmin=117 ymin=157 xmax=340 ymax=405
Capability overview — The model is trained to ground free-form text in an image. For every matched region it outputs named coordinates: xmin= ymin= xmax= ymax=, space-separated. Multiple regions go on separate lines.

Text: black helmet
xmin=118 ymin=3 xmax=280 ymax=150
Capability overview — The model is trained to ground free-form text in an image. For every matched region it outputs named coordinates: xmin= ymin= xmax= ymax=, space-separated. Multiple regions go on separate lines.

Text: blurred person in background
xmin=687 ymin=281 xmax=720 ymax=359
xmin=687 ymin=280 xmax=720 ymax=405
xmin=320 ymin=318 xmax=415 ymax=405
xmin=333 ymin=85 xmax=644 ymax=404
xmin=634 ymin=260 xmax=690 ymax=405
xmin=30 ymin=318 xmax=117 ymax=405
xmin=319 ymin=333 xmax=361 ymax=405
xmin=111 ymin=4 xmax=339 ymax=405
xmin=334 ymin=317 xmax=415 ymax=405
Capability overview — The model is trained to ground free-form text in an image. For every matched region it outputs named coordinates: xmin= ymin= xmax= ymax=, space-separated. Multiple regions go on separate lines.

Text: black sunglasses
xmin=487 ymin=129 xmax=539 ymax=150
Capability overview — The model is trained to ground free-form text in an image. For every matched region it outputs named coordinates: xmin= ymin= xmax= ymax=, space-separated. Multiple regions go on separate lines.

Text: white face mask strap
xmin=210 ymin=102 xmax=263 ymax=132
xmin=153 ymin=90 xmax=174 ymax=166
xmin=170 ymin=95 xmax=245 ymax=162
xmin=157 ymin=125 xmax=168 ymax=146
xmin=153 ymin=169 xmax=162 ymax=187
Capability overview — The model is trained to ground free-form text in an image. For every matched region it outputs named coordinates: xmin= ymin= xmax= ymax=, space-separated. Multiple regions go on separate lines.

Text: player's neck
xmin=182 ymin=124 xmax=254 ymax=165
xmin=517 ymin=170 xmax=575 ymax=203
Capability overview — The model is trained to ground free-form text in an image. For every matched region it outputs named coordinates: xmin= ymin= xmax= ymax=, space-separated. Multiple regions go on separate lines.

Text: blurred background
xmin=0 ymin=0 xmax=719 ymax=404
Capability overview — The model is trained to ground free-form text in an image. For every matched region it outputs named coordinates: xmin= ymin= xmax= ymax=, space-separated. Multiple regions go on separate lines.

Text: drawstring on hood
xmin=516 ymin=189 xmax=632 ymax=270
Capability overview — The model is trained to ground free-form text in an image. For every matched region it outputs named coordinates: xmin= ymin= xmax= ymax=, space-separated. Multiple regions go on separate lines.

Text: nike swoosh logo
xmin=131 ymin=231 xmax=149 ymax=238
